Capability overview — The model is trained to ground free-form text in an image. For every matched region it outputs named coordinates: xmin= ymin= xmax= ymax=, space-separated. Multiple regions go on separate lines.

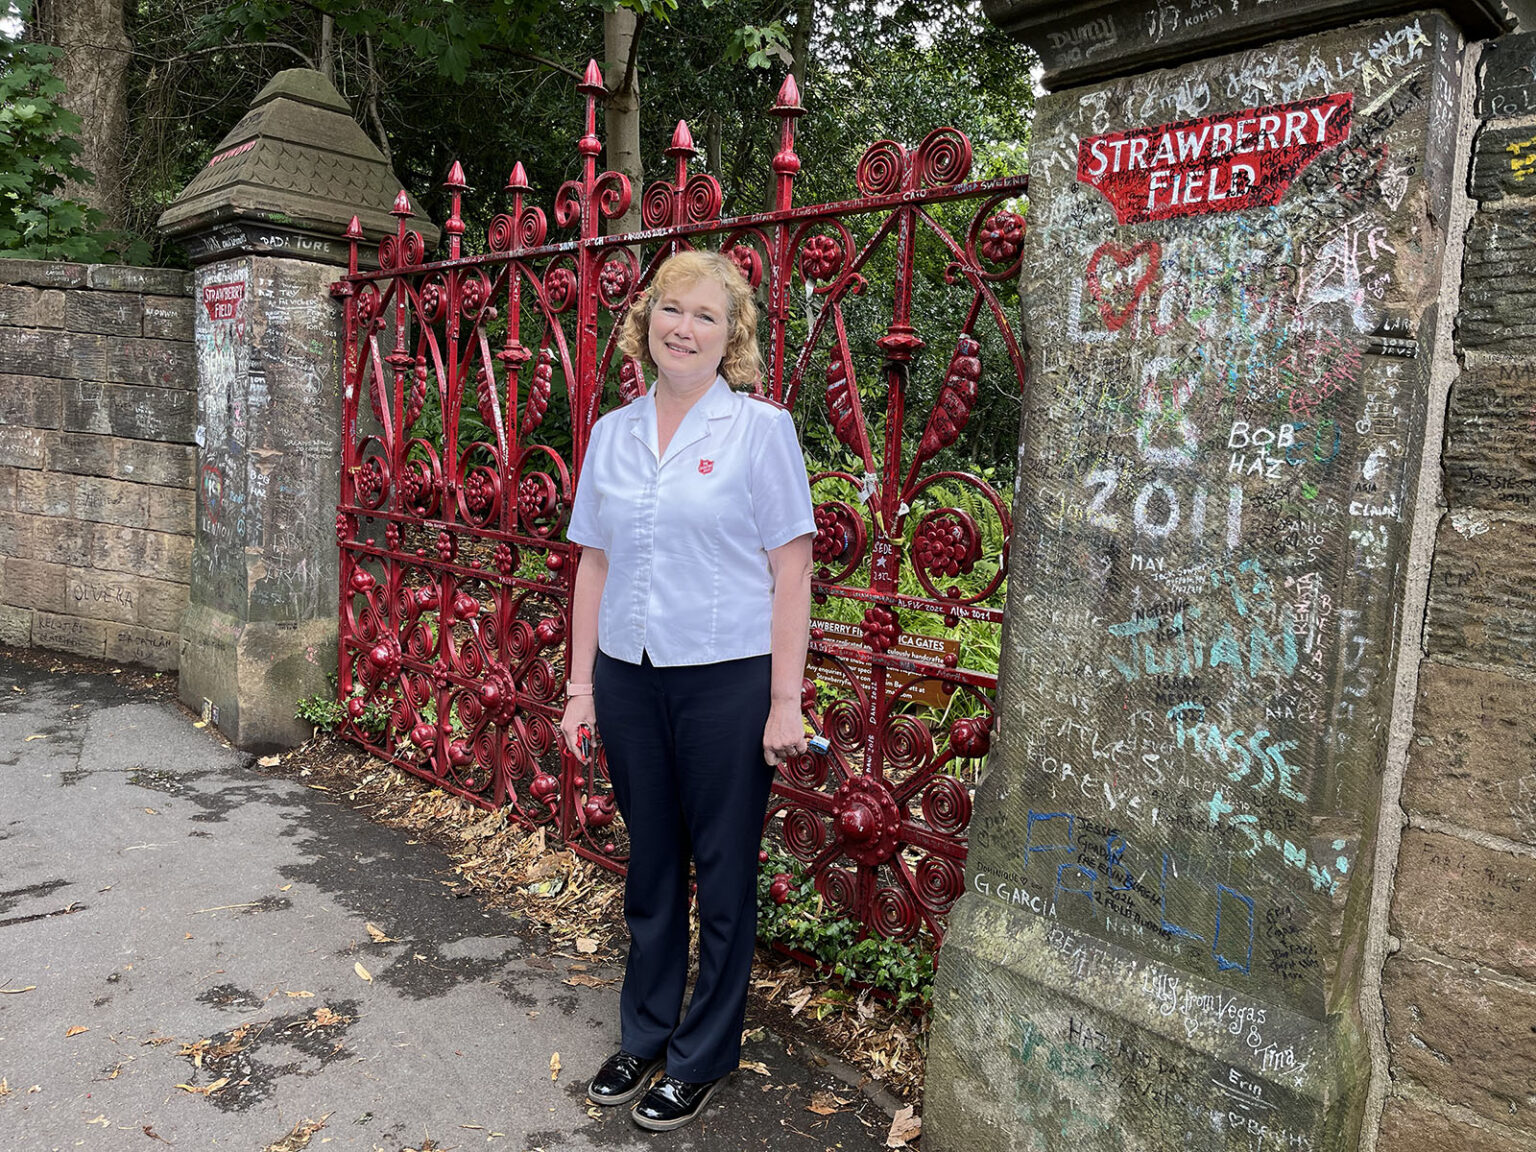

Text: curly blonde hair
xmin=617 ymin=249 xmax=763 ymax=388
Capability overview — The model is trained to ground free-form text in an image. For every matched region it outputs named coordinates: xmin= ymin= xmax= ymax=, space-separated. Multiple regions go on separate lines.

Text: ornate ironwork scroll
xmin=333 ymin=62 xmax=1027 ymax=948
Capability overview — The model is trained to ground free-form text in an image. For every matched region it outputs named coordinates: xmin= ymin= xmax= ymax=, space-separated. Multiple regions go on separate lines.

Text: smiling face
xmin=647 ymin=276 xmax=732 ymax=393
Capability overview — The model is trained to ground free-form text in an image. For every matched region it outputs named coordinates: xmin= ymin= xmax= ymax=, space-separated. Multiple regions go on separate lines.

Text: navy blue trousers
xmin=594 ymin=650 xmax=775 ymax=1082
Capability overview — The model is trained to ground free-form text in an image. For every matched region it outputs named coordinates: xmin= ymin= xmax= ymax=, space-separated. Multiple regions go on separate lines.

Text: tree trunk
xmin=319 ymin=14 xmax=335 ymax=84
xmin=791 ymin=0 xmax=814 ymax=91
xmin=364 ymin=35 xmax=392 ymax=167
xmin=32 ymin=0 xmax=132 ymax=232
xmin=603 ymin=7 xmax=643 ymax=235
xmin=706 ymin=113 xmax=722 ymax=175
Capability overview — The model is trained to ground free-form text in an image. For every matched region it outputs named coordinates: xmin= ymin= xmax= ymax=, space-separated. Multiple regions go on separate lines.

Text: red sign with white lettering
xmin=1077 ymin=92 xmax=1353 ymax=225
xmin=202 ymin=281 xmax=245 ymax=321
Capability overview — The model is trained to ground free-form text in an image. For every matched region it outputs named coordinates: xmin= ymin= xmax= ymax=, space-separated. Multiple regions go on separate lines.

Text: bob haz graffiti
xmin=1077 ymin=93 xmax=1353 ymax=223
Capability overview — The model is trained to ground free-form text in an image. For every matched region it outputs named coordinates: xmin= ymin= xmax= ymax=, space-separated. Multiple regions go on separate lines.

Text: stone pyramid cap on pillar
xmin=157 ymin=67 xmax=439 ymax=267
xmin=985 ymin=0 xmax=1531 ymax=90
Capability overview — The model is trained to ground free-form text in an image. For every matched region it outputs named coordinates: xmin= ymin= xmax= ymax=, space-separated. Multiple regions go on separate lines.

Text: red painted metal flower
xmin=979 ymin=210 xmax=1025 ymax=264
xmin=798 ymin=234 xmax=841 ymax=282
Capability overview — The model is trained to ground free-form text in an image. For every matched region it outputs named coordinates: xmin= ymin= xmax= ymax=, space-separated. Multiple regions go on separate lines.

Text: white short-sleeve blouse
xmin=566 ymin=375 xmax=816 ymax=667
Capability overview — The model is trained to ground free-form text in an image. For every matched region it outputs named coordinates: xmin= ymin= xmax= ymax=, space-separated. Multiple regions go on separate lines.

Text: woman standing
xmin=559 ymin=250 xmax=816 ymax=1131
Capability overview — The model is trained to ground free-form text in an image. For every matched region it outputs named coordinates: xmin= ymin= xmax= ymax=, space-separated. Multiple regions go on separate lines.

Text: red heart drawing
xmin=1085 ymin=241 xmax=1161 ymax=332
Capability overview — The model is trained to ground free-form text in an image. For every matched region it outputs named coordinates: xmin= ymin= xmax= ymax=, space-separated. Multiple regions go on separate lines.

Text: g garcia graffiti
xmin=975 ymin=809 xmax=1257 ymax=976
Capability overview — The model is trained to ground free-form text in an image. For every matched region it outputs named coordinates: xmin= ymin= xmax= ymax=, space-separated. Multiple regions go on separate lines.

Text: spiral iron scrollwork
xmin=334 ymin=62 xmax=1025 ymax=953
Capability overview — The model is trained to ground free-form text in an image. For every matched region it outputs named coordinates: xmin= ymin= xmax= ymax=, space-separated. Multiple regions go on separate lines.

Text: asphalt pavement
xmin=0 ymin=652 xmax=894 ymax=1152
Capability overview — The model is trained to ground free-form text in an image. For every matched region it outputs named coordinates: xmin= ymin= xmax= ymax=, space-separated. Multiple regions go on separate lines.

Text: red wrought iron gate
xmin=332 ymin=63 xmax=1027 ymax=951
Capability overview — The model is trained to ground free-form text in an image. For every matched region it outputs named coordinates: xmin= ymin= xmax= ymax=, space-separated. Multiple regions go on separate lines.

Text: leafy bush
xmin=296 ymin=676 xmax=389 ymax=736
xmin=756 ymin=843 xmax=934 ymax=1012
xmin=0 ymin=35 xmax=143 ymax=262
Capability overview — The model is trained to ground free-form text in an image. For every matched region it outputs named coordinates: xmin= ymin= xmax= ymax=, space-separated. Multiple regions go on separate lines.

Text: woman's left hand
xmin=762 ymin=699 xmax=808 ymax=767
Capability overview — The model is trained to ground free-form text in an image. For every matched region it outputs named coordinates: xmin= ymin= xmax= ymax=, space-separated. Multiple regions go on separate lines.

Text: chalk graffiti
xmin=1085 ymin=241 xmax=1162 ymax=330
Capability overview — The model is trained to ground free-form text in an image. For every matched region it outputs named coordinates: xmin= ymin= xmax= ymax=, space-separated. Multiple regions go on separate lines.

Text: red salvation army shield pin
xmin=698 ymin=459 xmax=714 ymax=475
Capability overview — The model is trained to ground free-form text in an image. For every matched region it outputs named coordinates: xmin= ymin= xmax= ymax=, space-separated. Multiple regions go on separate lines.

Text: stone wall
xmin=928 ymin=11 xmax=1475 ymax=1151
xmin=1378 ymin=32 xmax=1536 ymax=1151
xmin=0 ymin=260 xmax=196 ymax=671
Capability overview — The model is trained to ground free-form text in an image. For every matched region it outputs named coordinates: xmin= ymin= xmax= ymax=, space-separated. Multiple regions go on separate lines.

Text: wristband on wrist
xmin=565 ymin=682 xmax=594 ymax=697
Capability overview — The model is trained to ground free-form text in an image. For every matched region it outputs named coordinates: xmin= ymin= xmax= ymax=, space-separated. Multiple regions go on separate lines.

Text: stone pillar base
xmin=928 ymin=897 xmax=1367 ymax=1152
xmin=178 ymin=603 xmax=335 ymax=751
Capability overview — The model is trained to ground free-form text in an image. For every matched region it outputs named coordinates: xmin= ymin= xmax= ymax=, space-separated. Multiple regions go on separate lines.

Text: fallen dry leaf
xmin=564 ymin=973 xmax=614 ymax=989
xmin=461 ymin=811 xmax=504 ymax=841
xmin=887 ymin=1105 xmax=921 ymax=1147
xmin=24 ymin=734 xmax=46 ymax=741
xmin=786 ymin=987 xmax=813 ymax=1017
xmin=263 ymin=1113 xmax=329 ymax=1151
xmin=0 ymin=1078 xmax=8 ymax=1097
xmin=0 ymin=985 xmax=37 ymax=994
xmin=310 ymin=1007 xmax=344 ymax=1029
xmin=193 ymin=721 xmax=206 ymax=729
xmin=354 ymin=961 xmax=373 ymax=983
xmin=738 ymin=1059 xmax=771 ymax=1076
xmin=549 ymin=1052 xmax=561 ymax=1081
xmin=575 ymin=936 xmax=599 ymax=954
xmin=365 ymin=922 xmax=393 ymax=943
xmin=524 ymin=849 xmax=573 ymax=884
xmin=278 ymin=883 xmax=293 ymax=891
xmin=175 ymin=1076 xmax=230 ymax=1096
xmin=65 ymin=1025 xmax=89 ymax=1038
xmin=807 ymin=1089 xmax=849 ymax=1115
xmin=285 ymin=989 xmax=314 ymax=999
xmin=86 ymin=1114 xmax=109 ymax=1127
xmin=257 ymin=754 xmax=281 ymax=767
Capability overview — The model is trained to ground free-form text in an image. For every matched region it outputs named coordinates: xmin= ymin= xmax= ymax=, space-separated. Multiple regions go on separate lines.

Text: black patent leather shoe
xmin=631 ymin=1073 xmax=724 ymax=1131
xmin=587 ymin=1050 xmax=663 ymax=1107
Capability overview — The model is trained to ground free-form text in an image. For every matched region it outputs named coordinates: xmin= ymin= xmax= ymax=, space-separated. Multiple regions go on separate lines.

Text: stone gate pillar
xmin=928 ymin=3 xmax=1519 ymax=1150
xmin=157 ymin=69 xmax=435 ymax=749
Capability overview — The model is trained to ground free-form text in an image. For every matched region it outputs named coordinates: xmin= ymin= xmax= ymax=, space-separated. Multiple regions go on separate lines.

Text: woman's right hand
xmin=559 ymin=696 xmax=597 ymax=761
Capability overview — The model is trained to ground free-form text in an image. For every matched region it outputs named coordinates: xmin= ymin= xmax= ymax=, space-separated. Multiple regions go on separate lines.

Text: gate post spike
xmin=775 ymin=72 xmax=804 ymax=115
xmin=578 ymin=58 xmax=606 ymax=96
xmin=345 ymin=214 xmax=362 ymax=277
xmin=507 ymin=161 xmax=530 ymax=191
xmin=445 ymin=161 xmax=467 ymax=258
xmin=770 ymin=76 xmax=804 ymax=211
xmin=667 ymin=119 xmax=696 ymax=158
xmin=577 ymin=59 xmax=604 ymax=162
xmin=668 ymin=120 xmax=696 ymax=208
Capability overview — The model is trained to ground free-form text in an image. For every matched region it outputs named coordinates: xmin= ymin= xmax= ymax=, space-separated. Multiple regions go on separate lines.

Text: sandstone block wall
xmin=0 ymin=260 xmax=196 ymax=670
xmin=1380 ymin=32 xmax=1536 ymax=1152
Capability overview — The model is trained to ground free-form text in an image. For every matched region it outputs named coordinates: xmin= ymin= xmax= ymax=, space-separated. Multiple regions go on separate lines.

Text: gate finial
xmin=667 ymin=120 xmax=697 ymax=159
xmin=445 ymin=161 xmax=467 ymax=257
xmin=578 ymin=58 xmax=606 ymax=97
xmin=770 ymin=74 xmax=804 ymax=207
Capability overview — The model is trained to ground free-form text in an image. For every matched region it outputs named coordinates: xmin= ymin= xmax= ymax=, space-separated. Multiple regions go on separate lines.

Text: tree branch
xmin=364 ymin=33 xmax=392 ymax=167
xmin=487 ymin=46 xmax=585 ymax=82
xmin=620 ymin=11 xmax=647 ymax=97
xmin=148 ymin=41 xmax=317 ymax=69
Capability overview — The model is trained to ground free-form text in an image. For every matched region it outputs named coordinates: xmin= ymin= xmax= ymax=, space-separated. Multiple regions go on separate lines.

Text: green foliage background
xmin=0 ymin=32 xmax=146 ymax=261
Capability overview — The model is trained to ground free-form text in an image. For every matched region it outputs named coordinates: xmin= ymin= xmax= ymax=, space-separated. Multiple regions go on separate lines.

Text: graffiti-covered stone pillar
xmin=158 ymin=69 xmax=435 ymax=749
xmin=929 ymin=3 xmax=1515 ymax=1150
